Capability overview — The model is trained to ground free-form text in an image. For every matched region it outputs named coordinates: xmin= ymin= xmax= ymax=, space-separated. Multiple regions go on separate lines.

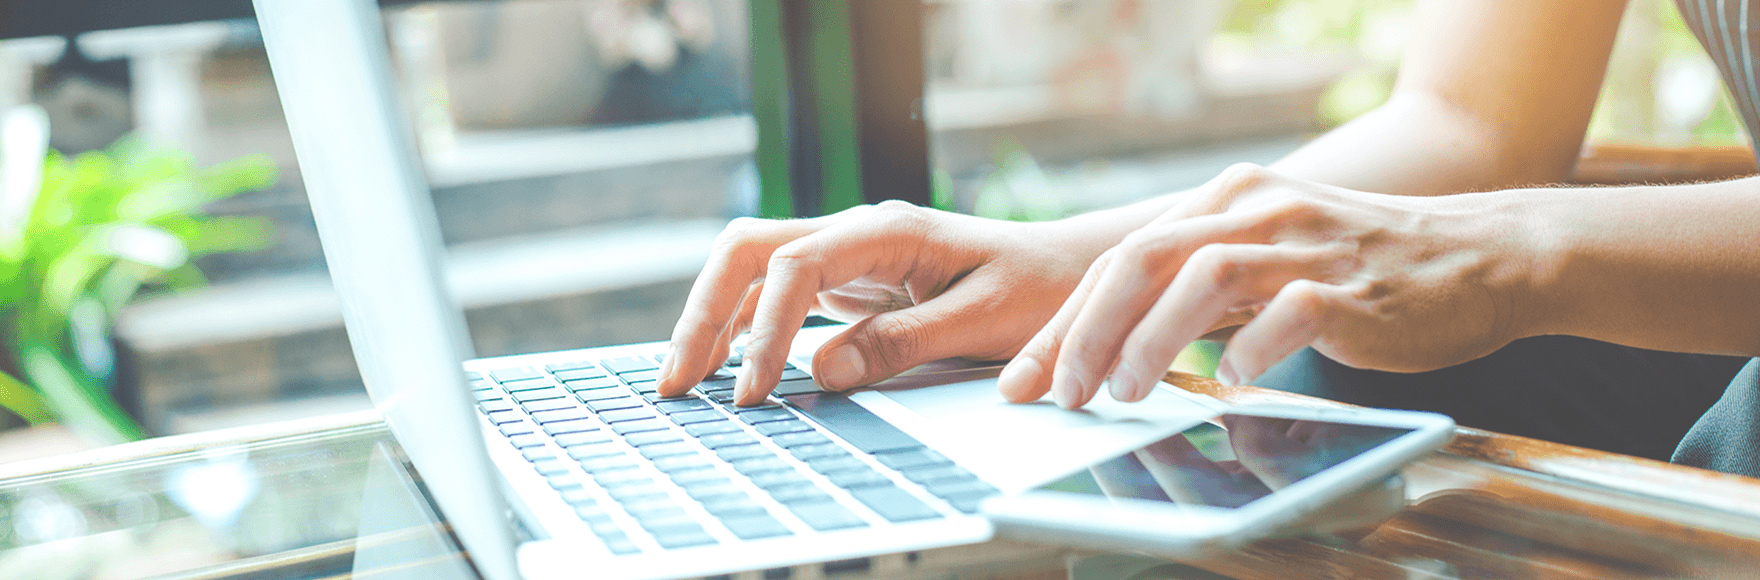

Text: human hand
xmin=998 ymin=163 xmax=1541 ymax=409
xmin=657 ymin=201 xmax=1109 ymax=406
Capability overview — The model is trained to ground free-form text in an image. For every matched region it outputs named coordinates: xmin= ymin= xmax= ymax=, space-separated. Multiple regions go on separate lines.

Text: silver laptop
xmin=253 ymin=1 xmax=1215 ymax=578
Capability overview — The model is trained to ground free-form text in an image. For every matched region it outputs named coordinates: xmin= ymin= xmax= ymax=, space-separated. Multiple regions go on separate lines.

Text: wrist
xmin=1486 ymin=187 xmax=1578 ymax=341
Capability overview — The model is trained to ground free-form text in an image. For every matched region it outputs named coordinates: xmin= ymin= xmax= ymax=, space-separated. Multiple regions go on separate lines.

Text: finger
xmin=998 ymin=250 xmax=1112 ymax=404
xmin=1051 ymin=215 xmax=1272 ymax=409
xmin=811 ymin=270 xmax=1007 ymax=390
xmin=659 ymin=217 xmax=828 ymax=396
xmin=1215 ymin=279 xmax=1341 ymax=387
xmin=1108 ymin=244 xmax=1335 ymax=403
xmin=736 ymin=203 xmax=941 ymax=405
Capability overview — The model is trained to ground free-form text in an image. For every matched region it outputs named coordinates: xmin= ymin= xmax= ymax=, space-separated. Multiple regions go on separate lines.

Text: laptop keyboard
xmin=467 ymin=348 xmax=999 ymax=555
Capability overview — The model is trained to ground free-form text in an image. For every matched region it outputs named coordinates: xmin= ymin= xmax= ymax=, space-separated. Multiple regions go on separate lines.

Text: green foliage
xmin=0 ymin=138 xmax=276 ymax=444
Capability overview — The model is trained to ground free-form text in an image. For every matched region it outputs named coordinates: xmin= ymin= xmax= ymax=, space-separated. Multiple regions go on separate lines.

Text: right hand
xmin=656 ymin=201 xmax=1105 ymax=406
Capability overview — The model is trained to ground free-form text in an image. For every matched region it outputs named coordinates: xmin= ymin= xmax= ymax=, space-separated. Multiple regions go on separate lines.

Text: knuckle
xmin=862 ymin=314 xmax=930 ymax=371
xmin=875 ymin=199 xmax=920 ymax=213
xmin=1216 ymin=162 xmax=1269 ymax=192
xmin=766 ymin=239 xmax=817 ymax=275
xmin=1188 ymin=245 xmax=1250 ymax=291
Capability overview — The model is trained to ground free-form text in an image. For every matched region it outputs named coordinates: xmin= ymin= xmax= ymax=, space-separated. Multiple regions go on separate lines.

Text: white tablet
xmin=981 ymin=405 xmax=1455 ymax=558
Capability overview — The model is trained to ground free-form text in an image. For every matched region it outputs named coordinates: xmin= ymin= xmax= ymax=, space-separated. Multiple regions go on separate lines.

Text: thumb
xmin=811 ymin=298 xmax=990 ymax=390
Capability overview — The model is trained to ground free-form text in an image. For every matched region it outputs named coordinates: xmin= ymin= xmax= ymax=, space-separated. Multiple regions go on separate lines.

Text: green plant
xmin=0 ymin=135 xmax=276 ymax=444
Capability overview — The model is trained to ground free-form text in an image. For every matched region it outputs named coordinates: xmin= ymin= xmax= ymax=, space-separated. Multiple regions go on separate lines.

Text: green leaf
xmin=184 ymin=216 xmax=274 ymax=255
xmin=0 ymin=369 xmax=51 ymax=424
xmin=21 ymin=341 xmax=144 ymax=444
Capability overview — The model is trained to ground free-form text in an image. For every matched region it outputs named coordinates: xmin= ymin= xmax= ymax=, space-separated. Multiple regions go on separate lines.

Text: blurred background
xmin=0 ymin=0 xmax=1744 ymax=460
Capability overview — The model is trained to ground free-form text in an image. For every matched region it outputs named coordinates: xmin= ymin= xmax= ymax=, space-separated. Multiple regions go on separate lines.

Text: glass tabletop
xmin=7 ymin=409 xmax=1760 ymax=580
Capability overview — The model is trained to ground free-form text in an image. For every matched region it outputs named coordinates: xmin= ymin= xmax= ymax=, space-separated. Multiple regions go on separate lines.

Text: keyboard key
xmin=770 ymin=431 xmax=832 ymax=449
xmin=491 ymin=368 xmax=544 ymax=382
xmin=827 ymin=469 xmax=891 ymax=489
xmin=499 ymin=421 xmax=537 ymax=437
xmin=637 ymin=442 xmax=697 ymax=460
xmin=531 ymin=408 xmax=592 ymax=424
xmin=698 ymin=432 xmax=757 ymax=449
xmin=555 ymin=431 xmax=615 ymax=447
xmin=848 ymin=486 xmax=942 ymax=522
xmin=501 ymin=378 xmax=554 ymax=392
xmin=670 ymin=470 xmax=730 ymax=486
xmin=601 ymin=408 xmax=658 ymax=424
xmin=543 ymin=419 xmax=598 ymax=436
xmin=507 ymin=433 xmax=546 ymax=449
xmin=642 ymin=391 xmax=683 ymax=403
xmin=565 ymin=377 xmax=621 ymax=392
xmin=466 ymin=371 xmax=483 ymax=380
xmin=706 ymin=390 xmax=739 ymax=405
xmin=577 ymin=390 xmax=633 ymax=402
xmin=559 ymin=487 xmax=597 ymax=505
xmin=902 ymin=465 xmax=977 ymax=485
xmin=553 ymin=368 xmax=607 ymax=381
xmin=623 ymin=430 xmax=683 ymax=447
xmin=621 ymin=369 xmax=660 ymax=383
xmin=805 ymin=455 xmax=868 ymax=475
xmin=620 ymin=496 xmax=682 ymax=517
xmin=655 ymin=398 xmax=713 ymax=414
xmin=651 ymin=529 xmax=717 ymax=550
xmin=873 ymin=448 xmax=950 ymax=471
xmin=772 ymin=379 xmax=822 ymax=396
xmin=748 ymin=471 xmax=812 ymax=490
xmin=787 ymin=392 xmax=925 ymax=453
xmin=754 ymin=420 xmax=813 ymax=437
xmin=478 ymin=399 xmax=515 ymax=413
xmin=652 ymin=454 xmax=713 ymax=473
xmin=924 ymin=479 xmax=998 ymax=500
xmin=788 ymin=502 xmax=867 ymax=531
xmin=683 ymin=482 xmax=747 ymax=501
xmin=547 ymin=474 xmax=582 ymax=490
xmin=719 ymin=514 xmax=792 ymax=540
xmin=788 ymin=444 xmax=849 ymax=461
xmin=628 ymin=382 xmax=660 ymax=395
xmin=472 ymin=390 xmax=502 ymax=402
xmin=545 ymin=360 xmax=597 ymax=373
xmin=731 ymin=456 xmax=794 ymax=476
xmin=946 ymin=495 xmax=987 ymax=514
xmin=531 ymin=458 xmax=570 ymax=476
xmin=510 ymin=387 xmax=566 ymax=403
xmin=602 ymin=533 xmax=641 ymax=555
xmin=715 ymin=444 xmax=774 ymax=462
xmin=587 ymin=397 xmax=643 ymax=412
xmin=669 ymin=409 xmax=725 ymax=425
xmin=767 ymin=484 xmax=833 ymax=505
xmin=701 ymin=495 xmax=767 ymax=517
xmin=522 ymin=397 xmax=578 ymax=413
xmin=725 ymin=347 xmax=745 ymax=367
xmin=733 ymin=403 xmax=783 ymax=413
xmin=736 ymin=409 xmax=795 ymax=426
xmin=684 ymin=421 xmax=742 ymax=438
xmin=696 ymin=377 xmax=736 ymax=393
xmin=603 ymin=356 xmax=659 ymax=374
xmin=594 ymin=470 xmax=652 ymax=487
xmin=778 ymin=368 xmax=812 ymax=382
xmin=567 ymin=443 xmax=623 ymax=461
xmin=706 ymin=367 xmax=736 ymax=380
xmin=612 ymin=419 xmax=669 ymax=435
xmin=579 ymin=455 xmax=639 ymax=474
xmin=486 ymin=409 xmax=525 ymax=425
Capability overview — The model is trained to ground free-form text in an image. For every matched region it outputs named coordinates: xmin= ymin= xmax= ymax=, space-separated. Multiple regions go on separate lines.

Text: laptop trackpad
xmin=848 ymin=364 xmax=1222 ymax=493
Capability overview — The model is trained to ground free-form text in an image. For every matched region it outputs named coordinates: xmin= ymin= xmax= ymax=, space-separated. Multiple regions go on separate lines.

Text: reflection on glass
xmin=1037 ymin=414 xmax=1411 ymax=510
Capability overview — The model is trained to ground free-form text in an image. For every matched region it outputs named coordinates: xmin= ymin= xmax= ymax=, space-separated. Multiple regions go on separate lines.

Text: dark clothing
xmin=1255 ymin=339 xmax=1750 ymax=463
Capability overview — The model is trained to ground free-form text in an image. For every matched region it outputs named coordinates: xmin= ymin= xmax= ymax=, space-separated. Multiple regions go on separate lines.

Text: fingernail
xmin=817 ymin=344 xmax=866 ymax=389
xmin=1215 ymin=357 xmax=1239 ymax=386
xmin=1052 ymin=369 xmax=1082 ymax=409
xmin=998 ymin=357 xmax=1041 ymax=393
xmin=1109 ymin=360 xmax=1141 ymax=402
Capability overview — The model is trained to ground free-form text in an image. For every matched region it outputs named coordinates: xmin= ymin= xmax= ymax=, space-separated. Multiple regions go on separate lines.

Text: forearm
xmin=1520 ymin=179 xmax=1760 ymax=356
xmin=1270 ymin=93 xmax=1581 ymax=196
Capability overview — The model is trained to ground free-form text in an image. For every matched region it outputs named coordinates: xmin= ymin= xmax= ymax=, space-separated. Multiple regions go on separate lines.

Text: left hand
xmin=997 ymin=163 xmax=1546 ymax=409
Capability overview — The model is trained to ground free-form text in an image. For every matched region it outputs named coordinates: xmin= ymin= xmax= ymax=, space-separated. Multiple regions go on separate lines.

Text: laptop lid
xmin=253 ymin=1 xmax=520 ymax=578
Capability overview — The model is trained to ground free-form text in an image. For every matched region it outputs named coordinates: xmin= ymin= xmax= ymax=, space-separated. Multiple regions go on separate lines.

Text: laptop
xmin=252 ymin=1 xmax=1219 ymax=578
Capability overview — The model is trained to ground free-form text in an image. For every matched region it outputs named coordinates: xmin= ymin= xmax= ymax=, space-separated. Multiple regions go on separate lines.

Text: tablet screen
xmin=1033 ymin=413 xmax=1413 ymax=509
